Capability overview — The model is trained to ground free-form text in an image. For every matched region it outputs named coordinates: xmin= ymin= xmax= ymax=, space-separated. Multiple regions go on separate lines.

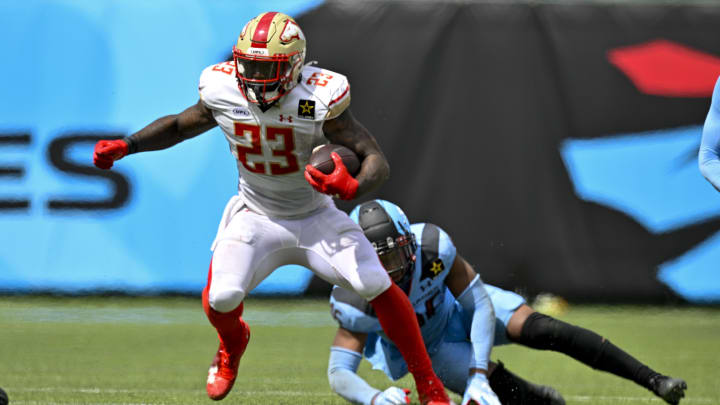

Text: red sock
xmin=202 ymin=261 xmax=248 ymax=353
xmin=369 ymin=283 xmax=449 ymax=403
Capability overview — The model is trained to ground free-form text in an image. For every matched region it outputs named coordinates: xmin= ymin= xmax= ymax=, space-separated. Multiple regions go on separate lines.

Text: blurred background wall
xmin=1 ymin=0 xmax=719 ymax=303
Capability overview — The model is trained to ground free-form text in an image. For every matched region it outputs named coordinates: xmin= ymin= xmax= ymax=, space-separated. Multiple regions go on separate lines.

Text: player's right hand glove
xmin=372 ymin=387 xmax=411 ymax=405
xmin=93 ymin=139 xmax=129 ymax=169
xmin=304 ymin=152 xmax=359 ymax=200
xmin=462 ymin=374 xmax=501 ymax=405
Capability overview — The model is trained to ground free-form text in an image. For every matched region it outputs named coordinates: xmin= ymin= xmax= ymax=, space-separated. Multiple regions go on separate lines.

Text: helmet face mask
xmin=374 ymin=234 xmax=416 ymax=283
xmin=233 ymin=49 xmax=303 ymax=108
xmin=351 ymin=200 xmax=418 ymax=284
xmin=233 ymin=12 xmax=306 ymax=111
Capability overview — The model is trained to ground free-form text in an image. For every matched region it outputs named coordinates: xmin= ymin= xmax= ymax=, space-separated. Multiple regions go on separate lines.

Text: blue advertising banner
xmin=0 ymin=0 xmax=322 ymax=294
xmin=561 ymin=126 xmax=720 ymax=302
xmin=3 ymin=0 xmax=720 ymax=303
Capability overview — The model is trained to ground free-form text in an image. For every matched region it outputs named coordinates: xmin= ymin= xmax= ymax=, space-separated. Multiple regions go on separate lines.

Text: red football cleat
xmin=206 ymin=319 xmax=250 ymax=401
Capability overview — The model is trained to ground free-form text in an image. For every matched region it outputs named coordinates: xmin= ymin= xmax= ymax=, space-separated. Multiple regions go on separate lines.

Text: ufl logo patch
xmin=232 ymin=106 xmax=250 ymax=116
xmin=298 ymin=99 xmax=315 ymax=119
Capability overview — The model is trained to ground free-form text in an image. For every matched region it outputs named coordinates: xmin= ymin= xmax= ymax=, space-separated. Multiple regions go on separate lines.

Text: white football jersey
xmin=198 ymin=61 xmax=352 ymax=218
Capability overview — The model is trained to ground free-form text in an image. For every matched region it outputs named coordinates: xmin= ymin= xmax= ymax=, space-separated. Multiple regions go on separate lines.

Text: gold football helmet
xmin=233 ymin=12 xmax=306 ymax=110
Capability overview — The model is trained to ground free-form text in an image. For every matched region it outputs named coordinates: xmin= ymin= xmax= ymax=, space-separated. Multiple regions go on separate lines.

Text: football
xmin=309 ymin=144 xmax=360 ymax=176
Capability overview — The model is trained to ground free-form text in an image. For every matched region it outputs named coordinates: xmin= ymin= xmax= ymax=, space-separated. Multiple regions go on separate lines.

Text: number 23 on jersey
xmin=233 ymin=122 xmax=300 ymax=175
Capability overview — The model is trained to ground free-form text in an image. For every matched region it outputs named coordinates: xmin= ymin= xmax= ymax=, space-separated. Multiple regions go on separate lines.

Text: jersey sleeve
xmin=436 ymin=225 xmax=457 ymax=269
xmin=329 ymin=286 xmax=382 ymax=334
xmin=325 ymin=75 xmax=351 ymax=120
xmin=700 ymin=76 xmax=720 ymax=191
xmin=302 ymin=66 xmax=351 ymax=121
xmin=198 ymin=61 xmax=238 ymax=111
xmin=415 ymin=223 xmax=457 ymax=282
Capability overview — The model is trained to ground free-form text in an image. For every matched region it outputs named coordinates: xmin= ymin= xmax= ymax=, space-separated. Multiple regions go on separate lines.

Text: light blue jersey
xmin=329 ymin=223 xmax=525 ymax=381
xmin=700 ymin=76 xmax=720 ymax=191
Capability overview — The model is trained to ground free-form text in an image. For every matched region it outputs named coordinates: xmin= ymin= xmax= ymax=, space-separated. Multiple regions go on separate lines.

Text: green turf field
xmin=0 ymin=296 xmax=718 ymax=405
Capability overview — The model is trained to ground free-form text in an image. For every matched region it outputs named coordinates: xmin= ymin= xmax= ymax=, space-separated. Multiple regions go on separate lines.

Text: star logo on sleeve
xmin=422 ymin=258 xmax=445 ymax=279
xmin=430 ymin=259 xmax=444 ymax=275
xmin=298 ymin=99 xmax=316 ymax=119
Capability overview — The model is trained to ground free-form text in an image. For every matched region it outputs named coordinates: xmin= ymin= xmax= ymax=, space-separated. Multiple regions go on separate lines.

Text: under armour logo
xmin=279 ymin=114 xmax=293 ymax=123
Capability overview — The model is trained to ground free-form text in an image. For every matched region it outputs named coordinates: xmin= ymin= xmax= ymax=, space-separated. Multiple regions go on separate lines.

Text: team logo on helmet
xmin=280 ymin=20 xmax=304 ymax=43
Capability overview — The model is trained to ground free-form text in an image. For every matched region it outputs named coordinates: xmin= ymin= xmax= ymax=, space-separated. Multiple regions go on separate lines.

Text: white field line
xmin=565 ymin=395 xmax=714 ymax=403
xmin=2 ymin=307 xmax=336 ymax=327
xmin=5 ymin=388 xmax=715 ymax=404
xmin=10 ymin=400 xmax=338 ymax=405
xmin=7 ymin=386 xmax=335 ymax=396
xmin=12 ymin=402 xmax=156 ymax=405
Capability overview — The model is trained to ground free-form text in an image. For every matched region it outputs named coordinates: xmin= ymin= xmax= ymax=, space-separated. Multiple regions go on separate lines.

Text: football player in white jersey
xmin=92 ymin=12 xmax=453 ymax=405
xmin=327 ymin=199 xmax=687 ymax=405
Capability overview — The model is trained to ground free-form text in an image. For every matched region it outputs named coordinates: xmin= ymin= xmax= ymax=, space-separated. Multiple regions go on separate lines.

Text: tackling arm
xmin=445 ymin=255 xmax=500 ymax=405
xmin=322 ymin=109 xmax=390 ymax=197
xmin=445 ymin=255 xmax=495 ymax=375
xmin=699 ymin=77 xmax=720 ymax=191
xmin=328 ymin=328 xmax=410 ymax=405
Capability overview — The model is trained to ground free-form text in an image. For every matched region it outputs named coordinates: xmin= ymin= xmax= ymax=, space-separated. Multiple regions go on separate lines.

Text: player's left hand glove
xmin=372 ymin=387 xmax=411 ymax=405
xmin=93 ymin=139 xmax=129 ymax=169
xmin=304 ymin=152 xmax=359 ymax=200
xmin=462 ymin=374 xmax=501 ymax=405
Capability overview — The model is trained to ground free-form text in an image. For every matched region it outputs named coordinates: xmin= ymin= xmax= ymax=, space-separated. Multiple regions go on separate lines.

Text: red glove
xmin=93 ymin=139 xmax=129 ymax=169
xmin=304 ymin=152 xmax=359 ymax=200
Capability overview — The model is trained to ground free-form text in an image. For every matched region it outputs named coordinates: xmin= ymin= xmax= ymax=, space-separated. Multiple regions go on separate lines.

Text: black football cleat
xmin=527 ymin=381 xmax=566 ymax=405
xmin=649 ymin=375 xmax=687 ymax=405
xmin=488 ymin=361 xmax=565 ymax=405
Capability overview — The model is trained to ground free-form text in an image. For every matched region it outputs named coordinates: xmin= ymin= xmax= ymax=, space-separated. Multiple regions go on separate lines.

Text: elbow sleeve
xmin=456 ymin=275 xmax=495 ymax=371
xmin=327 ymin=347 xmax=379 ymax=405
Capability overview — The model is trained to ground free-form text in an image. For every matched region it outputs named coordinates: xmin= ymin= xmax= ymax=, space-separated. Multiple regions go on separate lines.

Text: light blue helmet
xmin=350 ymin=199 xmax=417 ymax=280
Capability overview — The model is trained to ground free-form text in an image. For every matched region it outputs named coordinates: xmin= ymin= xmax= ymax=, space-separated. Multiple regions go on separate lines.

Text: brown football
xmin=309 ymin=144 xmax=360 ymax=176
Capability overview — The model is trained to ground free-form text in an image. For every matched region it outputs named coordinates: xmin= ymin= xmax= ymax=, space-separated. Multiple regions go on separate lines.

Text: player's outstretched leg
xmin=202 ymin=286 xmax=251 ymax=401
xmin=369 ymin=283 xmax=452 ymax=405
xmin=517 ymin=311 xmax=687 ymax=404
xmin=489 ymin=361 xmax=565 ymax=405
xmin=649 ymin=375 xmax=687 ymax=405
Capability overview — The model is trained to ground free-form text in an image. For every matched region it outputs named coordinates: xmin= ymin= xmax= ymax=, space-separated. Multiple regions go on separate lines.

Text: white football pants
xmin=208 ymin=196 xmax=391 ymax=313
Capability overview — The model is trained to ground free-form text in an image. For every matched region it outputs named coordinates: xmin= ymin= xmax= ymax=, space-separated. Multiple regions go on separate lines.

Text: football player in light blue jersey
xmin=327 ymin=200 xmax=687 ymax=405
xmin=700 ymin=76 xmax=720 ymax=191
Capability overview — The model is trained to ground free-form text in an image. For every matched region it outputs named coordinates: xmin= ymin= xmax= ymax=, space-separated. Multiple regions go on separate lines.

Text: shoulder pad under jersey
xmin=298 ymin=65 xmax=351 ymax=121
xmin=198 ymin=61 xmax=243 ymax=111
xmin=329 ymin=286 xmax=381 ymax=334
xmin=413 ymin=223 xmax=457 ymax=282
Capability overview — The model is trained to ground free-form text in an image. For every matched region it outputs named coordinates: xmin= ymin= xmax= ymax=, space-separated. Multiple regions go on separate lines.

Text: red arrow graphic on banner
xmin=608 ymin=39 xmax=720 ymax=97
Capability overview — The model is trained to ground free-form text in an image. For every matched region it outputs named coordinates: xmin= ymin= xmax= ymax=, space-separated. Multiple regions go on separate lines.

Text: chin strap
xmin=257 ymin=101 xmax=276 ymax=113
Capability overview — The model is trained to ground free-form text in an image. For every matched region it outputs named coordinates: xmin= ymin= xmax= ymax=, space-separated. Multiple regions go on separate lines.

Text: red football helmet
xmin=233 ymin=12 xmax=306 ymax=110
